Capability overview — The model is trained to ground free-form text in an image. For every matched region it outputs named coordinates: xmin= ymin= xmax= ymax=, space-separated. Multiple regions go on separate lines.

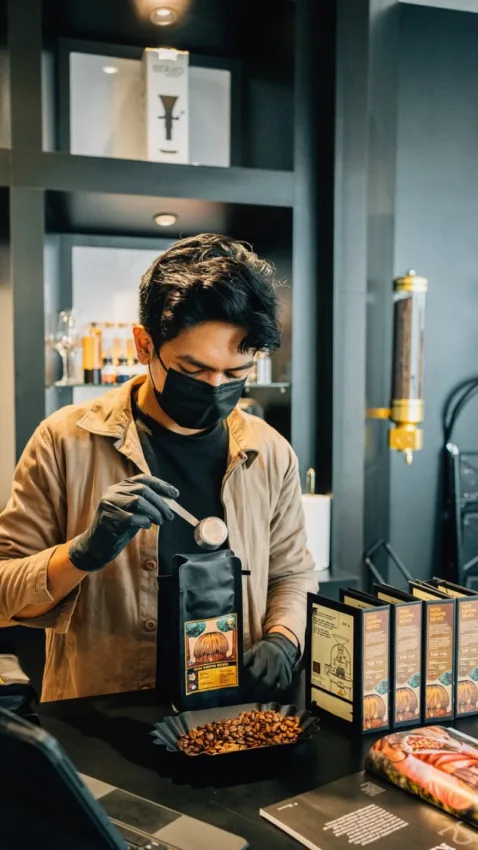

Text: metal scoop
xmin=163 ymin=498 xmax=228 ymax=551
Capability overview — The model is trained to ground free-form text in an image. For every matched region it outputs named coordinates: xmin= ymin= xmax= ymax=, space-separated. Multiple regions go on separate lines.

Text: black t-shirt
xmin=133 ymin=403 xmax=229 ymax=571
xmin=133 ymin=399 xmax=229 ymax=691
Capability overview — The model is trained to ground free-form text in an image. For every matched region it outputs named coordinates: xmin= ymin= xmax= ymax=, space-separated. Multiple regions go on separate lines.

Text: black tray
xmin=151 ymin=702 xmax=319 ymax=756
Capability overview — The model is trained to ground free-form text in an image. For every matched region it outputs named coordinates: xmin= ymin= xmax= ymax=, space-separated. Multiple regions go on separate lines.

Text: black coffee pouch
xmin=160 ymin=549 xmax=245 ymax=712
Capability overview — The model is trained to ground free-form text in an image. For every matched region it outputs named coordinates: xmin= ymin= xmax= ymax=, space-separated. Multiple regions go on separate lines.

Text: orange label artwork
xmin=184 ymin=613 xmax=239 ymax=694
xmin=362 ymin=609 xmax=389 ymax=732
xmin=456 ymin=599 xmax=478 ymax=716
xmin=425 ymin=603 xmax=454 ymax=720
xmin=394 ymin=604 xmax=421 ymax=725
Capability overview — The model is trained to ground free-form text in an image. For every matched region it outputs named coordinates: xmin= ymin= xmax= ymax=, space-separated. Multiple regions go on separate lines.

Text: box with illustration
xmin=409 ymin=581 xmax=456 ymax=723
xmin=373 ymin=583 xmax=423 ymax=728
xmin=429 ymin=578 xmax=478 ymax=718
xmin=306 ymin=591 xmax=391 ymax=734
xmin=143 ymin=47 xmax=189 ymax=163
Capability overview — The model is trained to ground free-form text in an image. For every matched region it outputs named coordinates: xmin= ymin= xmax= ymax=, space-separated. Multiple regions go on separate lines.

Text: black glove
xmin=243 ymin=632 xmax=299 ymax=701
xmin=69 ymin=474 xmax=178 ymax=572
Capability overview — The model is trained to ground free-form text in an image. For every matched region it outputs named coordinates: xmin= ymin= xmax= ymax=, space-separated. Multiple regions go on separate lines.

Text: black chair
xmin=442 ymin=377 xmax=478 ymax=588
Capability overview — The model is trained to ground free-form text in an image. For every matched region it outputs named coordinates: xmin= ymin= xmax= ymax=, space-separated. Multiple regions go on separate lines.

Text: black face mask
xmin=150 ymin=352 xmax=247 ymax=430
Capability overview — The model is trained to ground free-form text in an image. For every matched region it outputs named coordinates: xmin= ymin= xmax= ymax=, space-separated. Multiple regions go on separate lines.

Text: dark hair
xmin=139 ymin=234 xmax=281 ymax=353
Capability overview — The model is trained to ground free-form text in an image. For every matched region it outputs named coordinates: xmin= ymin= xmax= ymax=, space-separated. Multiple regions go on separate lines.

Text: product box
xmin=69 ymin=52 xmax=230 ymax=166
xmin=307 ymin=591 xmax=390 ymax=734
xmin=143 ymin=47 xmax=189 ymax=163
xmin=429 ymin=578 xmax=478 ymax=718
xmin=409 ymin=580 xmax=456 ymax=723
xmin=372 ymin=583 xmax=423 ymax=728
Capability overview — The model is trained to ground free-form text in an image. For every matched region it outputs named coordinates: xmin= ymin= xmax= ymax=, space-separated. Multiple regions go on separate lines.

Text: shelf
xmin=244 ymin=382 xmax=290 ymax=391
xmin=13 ymin=152 xmax=294 ymax=208
xmin=48 ymin=382 xmax=292 ymax=391
xmin=46 ymin=383 xmax=131 ymax=389
xmin=44 ymin=190 xmax=293 ymax=243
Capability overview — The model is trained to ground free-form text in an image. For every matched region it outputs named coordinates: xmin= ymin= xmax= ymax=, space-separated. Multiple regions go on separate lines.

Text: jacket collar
xmin=76 ymin=376 xmax=260 ymax=469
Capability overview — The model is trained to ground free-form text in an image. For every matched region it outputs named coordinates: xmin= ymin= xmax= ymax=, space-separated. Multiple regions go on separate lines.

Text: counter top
xmin=39 ymin=691 xmax=478 ymax=850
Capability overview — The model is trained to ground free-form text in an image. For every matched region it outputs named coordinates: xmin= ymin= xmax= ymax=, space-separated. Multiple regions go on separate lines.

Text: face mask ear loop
xmin=149 ymin=346 xmax=167 ymax=392
xmin=156 ymin=347 xmax=168 ymax=372
xmin=148 ymin=361 xmax=156 ymax=390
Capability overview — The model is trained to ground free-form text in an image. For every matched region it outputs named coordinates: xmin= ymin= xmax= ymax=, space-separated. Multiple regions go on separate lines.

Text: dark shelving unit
xmin=0 ymin=0 xmax=361 ymax=679
xmin=1 ymin=0 xmax=336 ymax=489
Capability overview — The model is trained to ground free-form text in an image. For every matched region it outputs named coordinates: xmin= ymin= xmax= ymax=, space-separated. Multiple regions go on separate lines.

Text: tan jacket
xmin=0 ymin=377 xmax=317 ymax=702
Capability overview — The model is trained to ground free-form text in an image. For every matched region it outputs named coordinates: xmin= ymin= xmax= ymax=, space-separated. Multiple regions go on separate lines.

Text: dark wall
xmin=0 ymin=0 xmax=10 ymax=148
xmin=332 ymin=0 xmax=398 ymax=581
xmin=390 ymin=4 xmax=478 ymax=580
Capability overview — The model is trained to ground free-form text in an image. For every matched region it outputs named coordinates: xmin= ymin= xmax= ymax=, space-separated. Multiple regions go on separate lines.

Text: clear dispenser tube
xmin=389 ymin=270 xmax=428 ymax=461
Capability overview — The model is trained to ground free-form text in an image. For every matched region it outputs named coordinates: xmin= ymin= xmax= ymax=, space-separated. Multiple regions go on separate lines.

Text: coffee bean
xmin=176 ymin=710 xmax=302 ymax=755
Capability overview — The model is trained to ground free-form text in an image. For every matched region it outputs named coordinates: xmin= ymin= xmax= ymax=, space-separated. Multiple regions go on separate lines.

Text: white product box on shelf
xmin=69 ymin=52 xmax=231 ymax=167
xmin=142 ymin=47 xmax=189 ymax=164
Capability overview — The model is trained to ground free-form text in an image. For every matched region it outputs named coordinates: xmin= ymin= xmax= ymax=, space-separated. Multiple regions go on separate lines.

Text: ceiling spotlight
xmin=154 ymin=213 xmax=178 ymax=227
xmin=150 ymin=6 xmax=178 ymax=26
xmin=102 ymin=65 xmax=119 ymax=75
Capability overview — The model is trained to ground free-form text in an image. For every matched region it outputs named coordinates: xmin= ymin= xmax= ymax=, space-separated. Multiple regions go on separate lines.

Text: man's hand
xmin=243 ymin=632 xmax=299 ymax=701
xmin=68 ymin=474 xmax=178 ymax=572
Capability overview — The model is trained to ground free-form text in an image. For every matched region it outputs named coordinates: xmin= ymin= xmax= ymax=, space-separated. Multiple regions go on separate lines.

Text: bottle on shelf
xmin=116 ymin=357 xmax=130 ymax=384
xmin=101 ymin=322 xmax=117 ymax=385
xmin=111 ymin=324 xmax=122 ymax=368
xmin=114 ymin=323 xmax=131 ymax=383
xmin=256 ymin=352 xmax=272 ymax=385
xmin=126 ymin=334 xmax=136 ymax=366
xmin=101 ymin=357 xmax=117 ymax=385
xmin=82 ymin=322 xmax=102 ymax=385
xmin=124 ymin=334 xmax=138 ymax=381
xmin=246 ymin=358 xmax=258 ymax=386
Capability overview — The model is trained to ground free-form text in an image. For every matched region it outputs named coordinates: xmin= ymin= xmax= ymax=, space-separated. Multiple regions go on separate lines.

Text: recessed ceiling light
xmin=102 ymin=65 xmax=119 ymax=75
xmin=154 ymin=213 xmax=178 ymax=227
xmin=150 ymin=6 xmax=178 ymax=26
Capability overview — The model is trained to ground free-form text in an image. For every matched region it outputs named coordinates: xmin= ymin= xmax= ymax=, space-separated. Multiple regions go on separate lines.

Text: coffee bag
xmin=160 ymin=549 xmax=246 ymax=711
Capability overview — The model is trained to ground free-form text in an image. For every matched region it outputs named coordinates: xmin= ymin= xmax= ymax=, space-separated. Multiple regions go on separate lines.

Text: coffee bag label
xmin=184 ymin=613 xmax=239 ymax=695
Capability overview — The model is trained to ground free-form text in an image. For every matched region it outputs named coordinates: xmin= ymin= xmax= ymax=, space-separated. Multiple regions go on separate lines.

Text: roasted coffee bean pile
xmin=176 ymin=709 xmax=302 ymax=755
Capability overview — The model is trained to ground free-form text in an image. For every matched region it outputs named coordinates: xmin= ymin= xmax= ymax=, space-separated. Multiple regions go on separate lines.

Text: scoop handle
xmin=163 ymin=497 xmax=200 ymax=529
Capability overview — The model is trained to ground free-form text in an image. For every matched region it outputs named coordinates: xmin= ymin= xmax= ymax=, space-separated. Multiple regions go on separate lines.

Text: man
xmin=0 ymin=234 xmax=317 ymax=702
